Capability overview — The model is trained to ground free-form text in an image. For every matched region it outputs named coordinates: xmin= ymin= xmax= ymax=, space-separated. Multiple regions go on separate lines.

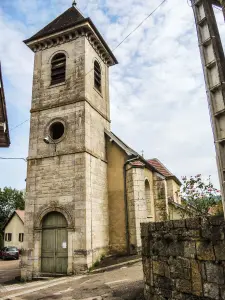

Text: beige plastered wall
xmin=4 ymin=214 xmax=24 ymax=249
xmin=106 ymin=140 xmax=127 ymax=254
xmin=168 ymin=204 xmax=185 ymax=220
xmin=106 ymin=142 xmax=159 ymax=255
xmin=166 ymin=179 xmax=181 ymax=204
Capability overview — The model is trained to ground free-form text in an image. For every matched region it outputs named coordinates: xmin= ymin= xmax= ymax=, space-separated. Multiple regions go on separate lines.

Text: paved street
xmin=0 ymin=259 xmax=20 ymax=284
xmin=0 ymin=262 xmax=144 ymax=300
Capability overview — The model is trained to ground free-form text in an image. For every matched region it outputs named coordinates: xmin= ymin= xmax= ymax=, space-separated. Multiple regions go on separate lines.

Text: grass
xmin=88 ymin=253 xmax=106 ymax=272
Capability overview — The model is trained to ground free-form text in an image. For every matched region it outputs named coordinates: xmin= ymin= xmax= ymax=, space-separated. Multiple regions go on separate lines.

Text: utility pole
xmin=192 ymin=0 xmax=225 ymax=215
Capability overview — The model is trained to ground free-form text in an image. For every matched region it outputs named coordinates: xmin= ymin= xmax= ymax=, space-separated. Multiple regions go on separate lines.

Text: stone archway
xmin=34 ymin=205 xmax=74 ymax=230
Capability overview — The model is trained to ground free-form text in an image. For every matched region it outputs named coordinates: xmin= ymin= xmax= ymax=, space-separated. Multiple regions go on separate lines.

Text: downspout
xmin=123 ymin=155 xmax=140 ymax=255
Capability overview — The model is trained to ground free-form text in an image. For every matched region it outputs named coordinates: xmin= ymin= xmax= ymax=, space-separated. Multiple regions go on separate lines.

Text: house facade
xmin=21 ymin=4 xmax=187 ymax=280
xmin=3 ymin=210 xmax=24 ymax=249
xmin=0 ymin=63 xmax=10 ymax=147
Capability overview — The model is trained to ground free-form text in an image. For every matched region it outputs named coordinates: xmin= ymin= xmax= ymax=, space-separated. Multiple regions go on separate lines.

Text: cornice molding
xmin=26 ymin=23 xmax=115 ymax=67
xmin=30 ymin=96 xmax=111 ymax=123
xmin=27 ymin=148 xmax=108 ymax=164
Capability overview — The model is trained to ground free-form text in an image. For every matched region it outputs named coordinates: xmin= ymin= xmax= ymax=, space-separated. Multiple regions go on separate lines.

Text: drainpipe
xmin=123 ymin=155 xmax=140 ymax=255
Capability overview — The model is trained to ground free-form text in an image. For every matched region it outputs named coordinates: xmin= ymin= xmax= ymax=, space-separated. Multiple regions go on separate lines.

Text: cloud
xmin=0 ymin=0 xmax=222 ymax=190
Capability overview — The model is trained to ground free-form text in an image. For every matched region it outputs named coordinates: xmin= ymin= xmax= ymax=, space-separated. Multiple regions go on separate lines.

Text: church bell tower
xmin=21 ymin=3 xmax=117 ymax=279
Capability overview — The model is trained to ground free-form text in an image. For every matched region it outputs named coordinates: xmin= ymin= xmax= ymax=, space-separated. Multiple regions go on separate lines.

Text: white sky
xmin=0 ymin=0 xmax=225 ymax=190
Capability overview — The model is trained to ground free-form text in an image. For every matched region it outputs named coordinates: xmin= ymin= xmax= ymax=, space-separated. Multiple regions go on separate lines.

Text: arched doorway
xmin=41 ymin=212 xmax=68 ymax=274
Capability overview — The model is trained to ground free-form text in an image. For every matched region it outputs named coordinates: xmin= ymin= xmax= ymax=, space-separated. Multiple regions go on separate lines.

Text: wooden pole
xmin=192 ymin=0 xmax=225 ymax=216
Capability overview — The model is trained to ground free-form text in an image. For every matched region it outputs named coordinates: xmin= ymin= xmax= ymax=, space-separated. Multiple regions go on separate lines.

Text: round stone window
xmin=49 ymin=121 xmax=65 ymax=141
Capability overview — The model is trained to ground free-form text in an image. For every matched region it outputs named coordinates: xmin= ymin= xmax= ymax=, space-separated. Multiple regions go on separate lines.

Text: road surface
xmin=0 ymin=261 xmax=144 ymax=300
xmin=0 ymin=259 xmax=20 ymax=284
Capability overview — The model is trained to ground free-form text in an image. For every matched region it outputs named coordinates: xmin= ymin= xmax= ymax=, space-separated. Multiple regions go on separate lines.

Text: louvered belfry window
xmin=51 ymin=53 xmax=66 ymax=85
xmin=94 ymin=61 xmax=101 ymax=92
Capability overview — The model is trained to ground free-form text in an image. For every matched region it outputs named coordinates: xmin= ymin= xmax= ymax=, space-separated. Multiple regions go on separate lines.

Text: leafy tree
xmin=180 ymin=175 xmax=222 ymax=216
xmin=0 ymin=187 xmax=25 ymax=247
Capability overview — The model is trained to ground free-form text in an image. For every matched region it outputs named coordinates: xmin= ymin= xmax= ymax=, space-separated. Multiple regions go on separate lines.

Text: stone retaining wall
xmin=141 ymin=216 xmax=225 ymax=300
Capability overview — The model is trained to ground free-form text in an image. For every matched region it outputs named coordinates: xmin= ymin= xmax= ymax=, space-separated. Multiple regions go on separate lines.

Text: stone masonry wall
xmin=22 ymin=30 xmax=111 ymax=279
xmin=85 ymin=153 xmax=109 ymax=267
xmin=153 ymin=174 xmax=168 ymax=222
xmin=141 ymin=216 xmax=225 ymax=300
xmin=126 ymin=166 xmax=147 ymax=254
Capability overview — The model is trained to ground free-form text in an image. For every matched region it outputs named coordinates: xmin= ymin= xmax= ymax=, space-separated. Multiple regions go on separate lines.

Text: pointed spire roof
xmin=24 ymin=5 xmax=118 ymax=65
xmin=25 ymin=6 xmax=85 ymax=43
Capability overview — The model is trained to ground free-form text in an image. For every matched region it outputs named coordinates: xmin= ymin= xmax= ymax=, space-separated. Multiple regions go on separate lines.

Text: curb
xmin=89 ymin=258 xmax=142 ymax=274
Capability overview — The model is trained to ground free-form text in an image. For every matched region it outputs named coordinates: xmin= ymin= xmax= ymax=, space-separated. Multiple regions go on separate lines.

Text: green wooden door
xmin=41 ymin=212 xmax=68 ymax=274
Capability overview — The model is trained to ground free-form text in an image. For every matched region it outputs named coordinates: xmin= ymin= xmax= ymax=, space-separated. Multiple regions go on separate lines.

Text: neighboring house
xmin=0 ymin=63 xmax=10 ymax=147
xmin=21 ymin=3 xmax=191 ymax=279
xmin=3 ymin=210 xmax=24 ymax=249
xmin=168 ymin=199 xmax=195 ymax=220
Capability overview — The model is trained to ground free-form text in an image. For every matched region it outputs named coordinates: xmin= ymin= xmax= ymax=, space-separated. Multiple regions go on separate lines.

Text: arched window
xmin=94 ymin=61 xmax=101 ymax=92
xmin=145 ymin=179 xmax=151 ymax=217
xmin=51 ymin=53 xmax=66 ymax=85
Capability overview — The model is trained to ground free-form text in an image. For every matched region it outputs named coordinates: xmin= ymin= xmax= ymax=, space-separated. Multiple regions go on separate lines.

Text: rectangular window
xmin=5 ymin=233 xmax=12 ymax=241
xmin=19 ymin=233 xmax=24 ymax=242
xmin=94 ymin=61 xmax=101 ymax=92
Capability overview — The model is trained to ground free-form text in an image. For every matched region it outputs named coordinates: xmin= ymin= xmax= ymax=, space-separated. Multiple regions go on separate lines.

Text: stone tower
xmin=21 ymin=4 xmax=117 ymax=279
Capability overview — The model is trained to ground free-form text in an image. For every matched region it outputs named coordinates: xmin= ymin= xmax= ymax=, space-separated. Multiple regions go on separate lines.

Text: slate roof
xmin=105 ymin=130 xmax=163 ymax=174
xmin=0 ymin=63 xmax=10 ymax=147
xmin=3 ymin=210 xmax=25 ymax=230
xmin=24 ymin=6 xmax=118 ymax=65
xmin=25 ymin=6 xmax=85 ymax=43
xmin=105 ymin=130 xmax=181 ymax=185
xmin=105 ymin=129 xmax=139 ymax=156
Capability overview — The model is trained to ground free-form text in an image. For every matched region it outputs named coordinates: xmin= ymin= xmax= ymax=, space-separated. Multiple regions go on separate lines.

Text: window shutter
xmin=94 ymin=61 xmax=101 ymax=92
xmin=51 ymin=53 xmax=66 ymax=85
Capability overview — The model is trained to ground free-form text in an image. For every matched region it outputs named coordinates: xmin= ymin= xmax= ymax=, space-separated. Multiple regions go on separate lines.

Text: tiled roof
xmin=147 ymin=158 xmax=181 ymax=185
xmin=15 ymin=210 xmax=25 ymax=223
xmin=130 ymin=160 xmax=145 ymax=167
xmin=3 ymin=210 xmax=25 ymax=230
xmin=0 ymin=63 xmax=10 ymax=147
xmin=25 ymin=6 xmax=85 ymax=42
xmin=105 ymin=130 xmax=181 ymax=183
xmin=147 ymin=158 xmax=173 ymax=177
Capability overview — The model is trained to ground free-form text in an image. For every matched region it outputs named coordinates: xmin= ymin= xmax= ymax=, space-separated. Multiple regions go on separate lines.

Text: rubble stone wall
xmin=141 ymin=216 xmax=225 ymax=300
